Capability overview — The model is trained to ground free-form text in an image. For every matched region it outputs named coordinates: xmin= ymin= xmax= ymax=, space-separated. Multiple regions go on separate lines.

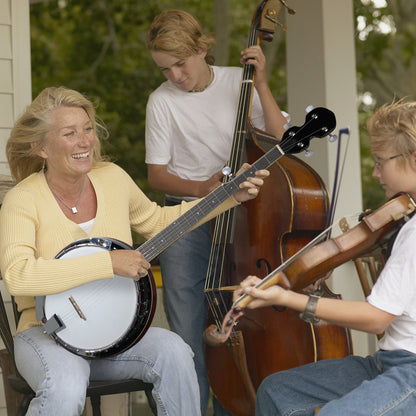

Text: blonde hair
xmin=146 ymin=10 xmax=216 ymax=64
xmin=367 ymin=99 xmax=416 ymax=168
xmin=7 ymin=87 xmax=109 ymax=183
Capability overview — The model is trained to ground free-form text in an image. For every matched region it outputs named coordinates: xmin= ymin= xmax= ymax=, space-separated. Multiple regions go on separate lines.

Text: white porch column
xmin=285 ymin=0 xmax=375 ymax=357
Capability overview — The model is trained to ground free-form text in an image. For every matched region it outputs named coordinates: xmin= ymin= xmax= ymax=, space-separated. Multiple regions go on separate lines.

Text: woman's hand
xmin=233 ymin=163 xmax=270 ymax=202
xmin=109 ymin=250 xmax=150 ymax=280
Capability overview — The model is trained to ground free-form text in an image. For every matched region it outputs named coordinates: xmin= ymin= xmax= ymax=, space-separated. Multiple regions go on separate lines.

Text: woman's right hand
xmin=109 ymin=250 xmax=150 ymax=280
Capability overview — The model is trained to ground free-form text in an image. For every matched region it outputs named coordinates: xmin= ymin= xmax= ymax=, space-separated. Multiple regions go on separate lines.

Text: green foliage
xmin=30 ymin=0 xmax=287 ymax=209
xmin=30 ymin=0 xmax=416 ymax=214
xmin=354 ymin=0 xmax=416 ymax=210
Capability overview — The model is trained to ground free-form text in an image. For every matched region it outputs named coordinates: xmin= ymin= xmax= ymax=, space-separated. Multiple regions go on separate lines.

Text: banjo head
xmin=38 ymin=237 xmax=157 ymax=358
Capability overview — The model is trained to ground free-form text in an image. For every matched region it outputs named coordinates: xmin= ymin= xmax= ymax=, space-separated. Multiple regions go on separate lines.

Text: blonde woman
xmin=0 ymin=86 xmax=268 ymax=416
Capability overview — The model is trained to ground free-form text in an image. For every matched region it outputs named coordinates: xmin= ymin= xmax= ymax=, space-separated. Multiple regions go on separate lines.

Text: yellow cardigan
xmin=0 ymin=163 xmax=237 ymax=333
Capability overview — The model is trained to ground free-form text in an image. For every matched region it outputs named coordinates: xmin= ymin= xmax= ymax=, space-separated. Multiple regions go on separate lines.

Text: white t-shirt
xmin=145 ymin=66 xmax=267 ymax=199
xmin=367 ymin=213 xmax=416 ymax=354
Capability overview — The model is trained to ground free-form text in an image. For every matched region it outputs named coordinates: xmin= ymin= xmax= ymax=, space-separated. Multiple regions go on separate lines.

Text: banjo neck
xmin=137 ymin=145 xmax=284 ymax=262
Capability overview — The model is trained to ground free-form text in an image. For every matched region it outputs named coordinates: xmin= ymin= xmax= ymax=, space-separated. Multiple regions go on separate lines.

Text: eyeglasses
xmin=373 ymin=154 xmax=403 ymax=169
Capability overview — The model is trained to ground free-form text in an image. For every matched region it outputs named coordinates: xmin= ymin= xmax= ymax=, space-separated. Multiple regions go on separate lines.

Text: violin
xmin=231 ymin=193 xmax=416 ymax=312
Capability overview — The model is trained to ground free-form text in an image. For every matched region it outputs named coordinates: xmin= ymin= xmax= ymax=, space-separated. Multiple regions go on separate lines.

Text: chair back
xmin=0 ymin=292 xmax=15 ymax=358
xmin=0 ymin=174 xmax=16 ymax=359
xmin=354 ymin=254 xmax=385 ymax=339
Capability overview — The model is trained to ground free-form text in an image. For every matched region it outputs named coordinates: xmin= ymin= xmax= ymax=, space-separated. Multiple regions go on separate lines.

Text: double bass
xmin=204 ymin=1 xmax=352 ymax=415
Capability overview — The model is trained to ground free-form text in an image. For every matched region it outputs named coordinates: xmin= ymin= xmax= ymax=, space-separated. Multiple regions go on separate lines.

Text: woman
xmin=0 ymin=86 xmax=269 ymax=416
xmin=145 ymin=10 xmax=288 ymax=415
xmin=227 ymin=99 xmax=416 ymax=415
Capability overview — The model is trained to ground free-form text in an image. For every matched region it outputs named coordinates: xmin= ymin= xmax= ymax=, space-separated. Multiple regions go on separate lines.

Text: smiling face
xmin=38 ymin=106 xmax=95 ymax=181
xmin=151 ymin=50 xmax=209 ymax=92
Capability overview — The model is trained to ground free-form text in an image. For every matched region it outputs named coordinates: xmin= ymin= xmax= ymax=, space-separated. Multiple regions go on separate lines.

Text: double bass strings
xmin=205 ymin=110 xmax=336 ymax=328
xmin=204 ymin=25 xmax=258 ymax=330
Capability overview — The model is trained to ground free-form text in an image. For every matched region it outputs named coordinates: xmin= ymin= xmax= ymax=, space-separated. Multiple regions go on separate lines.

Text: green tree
xmin=354 ymin=0 xmax=416 ymax=210
xmin=30 ymin=0 xmax=288 ymax=245
xmin=30 ymin=0 xmax=287 ymax=203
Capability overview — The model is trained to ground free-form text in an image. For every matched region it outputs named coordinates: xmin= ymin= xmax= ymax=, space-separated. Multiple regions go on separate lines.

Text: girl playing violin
xmin=226 ymin=99 xmax=416 ymax=415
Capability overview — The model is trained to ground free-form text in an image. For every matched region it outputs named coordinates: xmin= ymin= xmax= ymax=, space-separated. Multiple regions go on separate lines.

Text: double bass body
xmin=203 ymin=1 xmax=352 ymax=414
xmin=205 ymin=133 xmax=353 ymax=416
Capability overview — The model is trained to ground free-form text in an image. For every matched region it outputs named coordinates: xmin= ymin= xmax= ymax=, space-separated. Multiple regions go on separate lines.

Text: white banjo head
xmin=39 ymin=238 xmax=156 ymax=358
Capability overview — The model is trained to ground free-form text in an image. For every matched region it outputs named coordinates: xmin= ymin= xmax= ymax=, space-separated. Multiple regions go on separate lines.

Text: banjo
xmin=36 ymin=106 xmax=336 ymax=358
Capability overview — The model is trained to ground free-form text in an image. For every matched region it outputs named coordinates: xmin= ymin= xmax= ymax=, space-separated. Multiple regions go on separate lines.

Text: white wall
xmin=0 ymin=1 xmax=31 ymax=414
xmin=285 ymin=0 xmax=376 ymax=357
xmin=0 ymin=0 xmax=31 ymax=175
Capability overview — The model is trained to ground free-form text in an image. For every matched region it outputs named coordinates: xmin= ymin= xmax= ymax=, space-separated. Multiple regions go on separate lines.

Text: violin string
xmin=233 ymin=212 xmax=363 ymax=308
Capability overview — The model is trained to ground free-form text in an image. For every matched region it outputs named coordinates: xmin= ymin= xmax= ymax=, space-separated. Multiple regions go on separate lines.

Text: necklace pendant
xmin=71 ymin=207 xmax=78 ymax=214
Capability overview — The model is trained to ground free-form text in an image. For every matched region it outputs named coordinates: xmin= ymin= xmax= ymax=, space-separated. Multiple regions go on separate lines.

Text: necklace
xmin=45 ymin=173 xmax=87 ymax=214
xmin=190 ymin=65 xmax=214 ymax=93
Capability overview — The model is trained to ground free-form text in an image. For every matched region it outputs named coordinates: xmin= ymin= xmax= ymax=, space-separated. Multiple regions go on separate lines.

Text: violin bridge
xmin=339 ymin=217 xmax=350 ymax=233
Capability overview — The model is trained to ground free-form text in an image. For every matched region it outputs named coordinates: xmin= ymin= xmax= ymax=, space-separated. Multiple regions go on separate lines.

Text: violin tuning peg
xmin=305 ymin=105 xmax=315 ymax=113
xmin=304 ymin=149 xmax=314 ymax=157
xmin=328 ymin=133 xmax=338 ymax=143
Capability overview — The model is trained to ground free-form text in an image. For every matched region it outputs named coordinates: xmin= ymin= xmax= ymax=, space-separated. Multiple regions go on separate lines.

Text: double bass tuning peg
xmin=279 ymin=0 xmax=296 ymax=15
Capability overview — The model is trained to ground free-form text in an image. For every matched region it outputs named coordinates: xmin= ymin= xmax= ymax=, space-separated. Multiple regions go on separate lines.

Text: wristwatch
xmin=299 ymin=294 xmax=320 ymax=324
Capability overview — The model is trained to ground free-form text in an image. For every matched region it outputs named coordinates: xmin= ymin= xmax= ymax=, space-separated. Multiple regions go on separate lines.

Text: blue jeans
xmin=256 ymin=349 xmax=416 ymax=416
xmin=15 ymin=325 xmax=201 ymax=416
xmin=160 ymin=197 xmax=233 ymax=416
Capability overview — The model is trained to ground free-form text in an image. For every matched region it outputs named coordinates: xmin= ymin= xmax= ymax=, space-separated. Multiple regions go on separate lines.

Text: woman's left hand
xmin=233 ymin=163 xmax=269 ymax=202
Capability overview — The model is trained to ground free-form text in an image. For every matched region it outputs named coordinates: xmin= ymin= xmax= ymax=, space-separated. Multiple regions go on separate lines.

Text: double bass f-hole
xmin=255 ymin=257 xmax=272 ymax=274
